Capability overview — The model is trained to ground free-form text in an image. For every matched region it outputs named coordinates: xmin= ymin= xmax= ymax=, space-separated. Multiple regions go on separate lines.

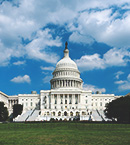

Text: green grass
xmin=0 ymin=122 xmax=130 ymax=145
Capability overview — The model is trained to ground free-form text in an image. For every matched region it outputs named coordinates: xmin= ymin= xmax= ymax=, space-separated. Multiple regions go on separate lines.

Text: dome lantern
xmin=64 ymin=41 xmax=69 ymax=58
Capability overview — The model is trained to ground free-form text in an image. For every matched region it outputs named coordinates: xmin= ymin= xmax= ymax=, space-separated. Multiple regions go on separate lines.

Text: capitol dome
xmin=56 ymin=44 xmax=78 ymax=70
xmin=50 ymin=42 xmax=83 ymax=89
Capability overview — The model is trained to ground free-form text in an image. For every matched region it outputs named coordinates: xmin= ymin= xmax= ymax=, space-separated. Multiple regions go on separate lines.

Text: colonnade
xmin=8 ymin=99 xmax=18 ymax=108
xmin=51 ymin=79 xmax=82 ymax=89
xmin=50 ymin=94 xmax=80 ymax=109
xmin=53 ymin=70 xmax=79 ymax=78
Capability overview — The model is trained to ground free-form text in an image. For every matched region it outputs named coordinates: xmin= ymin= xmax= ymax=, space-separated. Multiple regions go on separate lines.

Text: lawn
xmin=0 ymin=122 xmax=130 ymax=145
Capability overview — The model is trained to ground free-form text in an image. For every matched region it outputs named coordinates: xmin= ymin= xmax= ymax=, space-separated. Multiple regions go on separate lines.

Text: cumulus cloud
xmin=114 ymin=80 xmax=126 ymax=84
xmin=83 ymin=84 xmax=106 ymax=93
xmin=25 ymin=29 xmax=61 ymax=64
xmin=69 ymin=31 xmax=94 ymax=45
xmin=0 ymin=0 xmax=130 ymax=67
xmin=11 ymin=75 xmax=31 ymax=83
xmin=115 ymin=74 xmax=130 ymax=91
xmin=115 ymin=71 xmax=124 ymax=79
xmin=41 ymin=66 xmax=55 ymax=71
xmin=69 ymin=6 xmax=130 ymax=48
xmin=75 ymin=47 xmax=130 ymax=71
xmin=127 ymin=74 xmax=130 ymax=81
xmin=13 ymin=60 xmax=26 ymax=65
xmin=75 ymin=53 xmax=105 ymax=71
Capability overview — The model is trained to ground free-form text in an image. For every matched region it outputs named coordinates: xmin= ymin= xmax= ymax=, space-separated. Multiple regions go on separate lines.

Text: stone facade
xmin=0 ymin=42 xmax=121 ymax=121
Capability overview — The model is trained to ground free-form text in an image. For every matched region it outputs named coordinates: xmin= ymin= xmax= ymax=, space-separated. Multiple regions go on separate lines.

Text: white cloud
xmin=103 ymin=48 xmax=130 ymax=67
xmin=75 ymin=53 xmax=105 ymax=71
xmin=69 ymin=31 xmax=94 ymax=45
xmin=43 ymin=76 xmax=52 ymax=83
xmin=13 ymin=60 xmax=26 ymax=65
xmin=127 ymin=74 xmax=130 ymax=81
xmin=11 ymin=75 xmax=31 ymax=83
xmin=83 ymin=84 xmax=106 ymax=93
xmin=118 ymin=82 xmax=130 ymax=91
xmin=75 ymin=47 xmax=130 ymax=71
xmin=25 ymin=29 xmax=62 ymax=64
xmin=69 ymin=7 xmax=130 ymax=48
xmin=115 ymin=74 xmax=130 ymax=91
xmin=115 ymin=71 xmax=124 ymax=79
xmin=0 ymin=0 xmax=130 ymax=67
xmin=114 ymin=80 xmax=126 ymax=84
xmin=41 ymin=66 xmax=55 ymax=71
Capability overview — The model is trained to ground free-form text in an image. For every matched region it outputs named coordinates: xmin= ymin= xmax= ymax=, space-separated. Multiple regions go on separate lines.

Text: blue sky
xmin=0 ymin=0 xmax=130 ymax=96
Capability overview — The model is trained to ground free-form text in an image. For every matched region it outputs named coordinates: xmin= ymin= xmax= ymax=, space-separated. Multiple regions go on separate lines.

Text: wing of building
xmin=0 ymin=42 xmax=121 ymax=121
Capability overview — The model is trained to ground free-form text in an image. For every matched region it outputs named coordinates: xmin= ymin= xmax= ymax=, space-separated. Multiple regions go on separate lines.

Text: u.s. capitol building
xmin=0 ymin=42 xmax=120 ymax=121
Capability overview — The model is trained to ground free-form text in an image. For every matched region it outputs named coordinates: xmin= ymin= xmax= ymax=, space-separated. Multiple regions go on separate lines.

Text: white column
xmin=72 ymin=94 xmax=75 ymax=104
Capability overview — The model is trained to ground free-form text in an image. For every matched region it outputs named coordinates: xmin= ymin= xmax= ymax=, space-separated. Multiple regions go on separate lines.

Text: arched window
xmin=58 ymin=111 xmax=61 ymax=116
xmin=53 ymin=112 xmax=55 ymax=116
xmin=64 ymin=111 xmax=67 ymax=116
xmin=70 ymin=111 xmax=73 ymax=116
xmin=76 ymin=112 xmax=79 ymax=116
xmin=82 ymin=112 xmax=85 ymax=115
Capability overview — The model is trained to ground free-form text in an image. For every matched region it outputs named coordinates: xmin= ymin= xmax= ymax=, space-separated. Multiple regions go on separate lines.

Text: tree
xmin=104 ymin=93 xmax=130 ymax=123
xmin=13 ymin=104 xmax=23 ymax=118
xmin=0 ymin=102 xmax=8 ymax=121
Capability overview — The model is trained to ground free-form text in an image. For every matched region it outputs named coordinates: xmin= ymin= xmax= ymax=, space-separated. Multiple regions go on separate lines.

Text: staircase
xmin=98 ymin=110 xmax=107 ymax=121
xmin=15 ymin=110 xmax=33 ymax=122
xmin=27 ymin=110 xmax=40 ymax=121
xmin=92 ymin=110 xmax=102 ymax=121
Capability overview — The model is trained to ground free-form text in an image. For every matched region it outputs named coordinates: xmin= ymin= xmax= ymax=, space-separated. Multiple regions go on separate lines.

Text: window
xmin=53 ymin=112 xmax=55 ymax=116
xmin=100 ymin=102 xmax=102 ymax=106
xmin=65 ymin=106 xmax=67 ymax=109
xmin=69 ymin=95 xmax=72 ymax=104
xmin=55 ymin=99 xmax=57 ymax=104
xmin=26 ymin=102 xmax=28 ymax=106
xmin=55 ymin=95 xmax=57 ymax=104
xmin=86 ymin=100 xmax=87 ymax=103
xmin=82 ymin=112 xmax=86 ymax=115
xmin=75 ymin=95 xmax=78 ymax=104
xmin=58 ymin=112 xmax=61 ymax=116
xmin=76 ymin=112 xmax=79 ymax=116
xmin=86 ymin=96 xmax=88 ymax=97
xmin=31 ymin=102 xmax=33 ymax=106
xmin=70 ymin=112 xmax=73 ymax=116
xmin=60 ymin=95 xmax=63 ymax=104
xmin=65 ymin=95 xmax=67 ymax=104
